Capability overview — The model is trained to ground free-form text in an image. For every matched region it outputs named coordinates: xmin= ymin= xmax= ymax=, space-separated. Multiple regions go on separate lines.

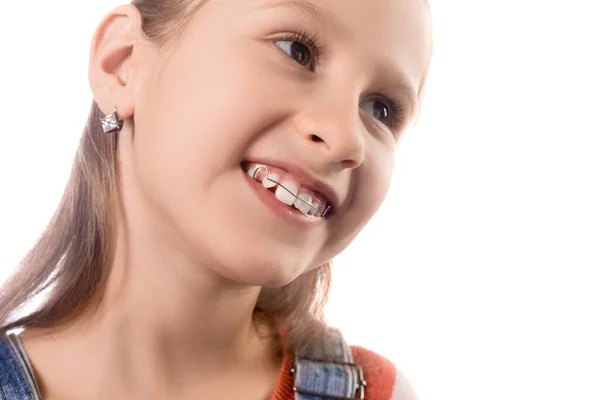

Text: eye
xmin=275 ymin=40 xmax=313 ymax=67
xmin=360 ymin=98 xmax=404 ymax=131
xmin=273 ymin=31 xmax=322 ymax=71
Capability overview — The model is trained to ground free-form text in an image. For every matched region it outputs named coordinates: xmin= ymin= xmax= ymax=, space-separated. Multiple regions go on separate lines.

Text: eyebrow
xmin=266 ymin=0 xmax=336 ymax=28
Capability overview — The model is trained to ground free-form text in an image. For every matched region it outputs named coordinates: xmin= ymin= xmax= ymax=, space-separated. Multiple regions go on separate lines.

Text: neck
xmin=20 ymin=207 xmax=281 ymax=398
xmin=95 ymin=207 xmax=277 ymax=375
xmin=100 ymin=232 xmax=267 ymax=369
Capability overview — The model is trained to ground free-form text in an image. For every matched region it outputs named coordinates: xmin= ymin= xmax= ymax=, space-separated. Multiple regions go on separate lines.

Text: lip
xmin=242 ymin=168 xmax=327 ymax=229
xmin=241 ymin=158 xmax=340 ymax=211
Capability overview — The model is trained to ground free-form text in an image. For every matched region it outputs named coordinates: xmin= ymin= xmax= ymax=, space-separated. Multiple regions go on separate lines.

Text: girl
xmin=0 ymin=0 xmax=432 ymax=399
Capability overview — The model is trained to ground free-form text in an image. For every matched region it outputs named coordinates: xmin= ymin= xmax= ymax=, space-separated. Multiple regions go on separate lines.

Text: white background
xmin=1 ymin=1 xmax=599 ymax=399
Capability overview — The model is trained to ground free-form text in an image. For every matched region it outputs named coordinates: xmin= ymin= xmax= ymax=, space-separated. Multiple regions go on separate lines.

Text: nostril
xmin=310 ymin=134 xmax=324 ymax=143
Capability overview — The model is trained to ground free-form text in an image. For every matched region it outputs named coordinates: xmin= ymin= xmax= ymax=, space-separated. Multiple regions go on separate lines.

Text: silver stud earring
xmin=100 ymin=106 xmax=123 ymax=134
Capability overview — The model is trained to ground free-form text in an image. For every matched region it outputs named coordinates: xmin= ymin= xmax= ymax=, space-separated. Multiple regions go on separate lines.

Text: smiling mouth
xmin=241 ymin=162 xmax=332 ymax=218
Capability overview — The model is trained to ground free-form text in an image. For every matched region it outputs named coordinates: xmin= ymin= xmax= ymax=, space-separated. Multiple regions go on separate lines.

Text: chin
xmin=215 ymin=254 xmax=309 ymax=288
xmin=178 ymin=195 xmax=318 ymax=287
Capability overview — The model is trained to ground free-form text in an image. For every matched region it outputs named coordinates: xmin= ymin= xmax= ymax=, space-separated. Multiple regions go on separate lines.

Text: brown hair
xmin=0 ymin=0 xmax=331 ymax=356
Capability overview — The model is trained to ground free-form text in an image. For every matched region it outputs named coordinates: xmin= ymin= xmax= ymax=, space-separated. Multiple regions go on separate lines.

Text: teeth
xmin=262 ymin=173 xmax=279 ymax=189
xmin=275 ymin=181 xmax=298 ymax=206
xmin=245 ymin=163 xmax=328 ymax=216
xmin=247 ymin=163 xmax=268 ymax=181
xmin=309 ymin=200 xmax=321 ymax=216
xmin=294 ymin=193 xmax=313 ymax=214
xmin=247 ymin=164 xmax=261 ymax=179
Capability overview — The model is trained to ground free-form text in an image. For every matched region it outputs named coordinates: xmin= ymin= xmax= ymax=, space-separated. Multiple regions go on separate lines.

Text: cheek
xmin=318 ymin=150 xmax=395 ymax=264
xmin=352 ymin=141 xmax=396 ymax=215
xmin=352 ymin=159 xmax=394 ymax=227
xmin=131 ymin=44 xmax=276 ymax=196
xmin=134 ymin=36 xmax=298 ymax=176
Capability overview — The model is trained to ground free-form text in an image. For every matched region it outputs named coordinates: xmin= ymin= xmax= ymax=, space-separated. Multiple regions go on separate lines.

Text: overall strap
xmin=292 ymin=328 xmax=366 ymax=400
xmin=0 ymin=334 xmax=40 ymax=400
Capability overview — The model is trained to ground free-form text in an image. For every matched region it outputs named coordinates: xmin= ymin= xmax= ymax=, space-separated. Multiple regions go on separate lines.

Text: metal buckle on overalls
xmin=290 ymin=356 xmax=367 ymax=400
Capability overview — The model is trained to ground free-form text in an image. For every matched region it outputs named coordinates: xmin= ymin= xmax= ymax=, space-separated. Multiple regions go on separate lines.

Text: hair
xmin=0 ymin=0 xmax=333 ymax=357
xmin=1 ymin=0 xmax=431 ymax=359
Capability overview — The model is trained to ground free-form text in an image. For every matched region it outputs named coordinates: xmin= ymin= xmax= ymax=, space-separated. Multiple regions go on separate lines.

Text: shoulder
xmin=351 ymin=346 xmax=419 ymax=400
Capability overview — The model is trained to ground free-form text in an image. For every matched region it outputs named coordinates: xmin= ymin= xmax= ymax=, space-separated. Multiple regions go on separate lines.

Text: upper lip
xmin=243 ymin=158 xmax=340 ymax=211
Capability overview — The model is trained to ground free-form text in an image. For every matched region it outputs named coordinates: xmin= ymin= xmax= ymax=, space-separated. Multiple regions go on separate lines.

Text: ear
xmin=89 ymin=5 xmax=147 ymax=121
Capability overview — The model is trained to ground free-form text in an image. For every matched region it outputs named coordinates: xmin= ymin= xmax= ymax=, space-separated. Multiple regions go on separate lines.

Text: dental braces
xmin=252 ymin=165 xmax=331 ymax=218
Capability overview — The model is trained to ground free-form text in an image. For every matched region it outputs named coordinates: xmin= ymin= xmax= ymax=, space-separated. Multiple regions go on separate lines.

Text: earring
xmin=100 ymin=106 xmax=123 ymax=134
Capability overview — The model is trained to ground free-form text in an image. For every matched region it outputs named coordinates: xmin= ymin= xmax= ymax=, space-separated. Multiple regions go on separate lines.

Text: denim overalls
xmin=1 ymin=329 xmax=365 ymax=400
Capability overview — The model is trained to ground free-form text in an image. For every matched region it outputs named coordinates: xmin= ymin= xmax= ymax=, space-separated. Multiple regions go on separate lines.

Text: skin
xmin=19 ymin=0 xmax=431 ymax=399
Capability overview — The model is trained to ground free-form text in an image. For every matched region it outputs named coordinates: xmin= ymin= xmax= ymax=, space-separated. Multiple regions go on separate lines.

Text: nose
xmin=295 ymin=92 xmax=366 ymax=170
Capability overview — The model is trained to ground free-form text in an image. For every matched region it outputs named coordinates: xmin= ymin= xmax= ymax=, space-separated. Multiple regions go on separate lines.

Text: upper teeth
xmin=246 ymin=163 xmax=328 ymax=217
xmin=294 ymin=193 xmax=313 ymax=214
xmin=262 ymin=174 xmax=279 ymax=189
xmin=275 ymin=181 xmax=298 ymax=206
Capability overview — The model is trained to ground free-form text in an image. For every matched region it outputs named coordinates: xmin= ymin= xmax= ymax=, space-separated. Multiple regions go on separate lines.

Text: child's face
xmin=127 ymin=0 xmax=431 ymax=285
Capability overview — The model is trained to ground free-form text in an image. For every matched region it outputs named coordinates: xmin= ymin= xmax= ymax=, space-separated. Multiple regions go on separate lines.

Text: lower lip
xmin=242 ymin=168 xmax=327 ymax=229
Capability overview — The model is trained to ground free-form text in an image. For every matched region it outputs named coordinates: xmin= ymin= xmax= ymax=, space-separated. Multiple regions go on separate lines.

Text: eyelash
xmin=273 ymin=30 xmax=405 ymax=134
xmin=274 ymin=30 xmax=325 ymax=70
xmin=378 ymin=97 xmax=406 ymax=133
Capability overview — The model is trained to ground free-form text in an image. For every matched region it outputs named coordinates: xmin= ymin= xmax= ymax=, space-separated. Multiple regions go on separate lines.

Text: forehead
xmin=255 ymin=0 xmax=432 ymax=92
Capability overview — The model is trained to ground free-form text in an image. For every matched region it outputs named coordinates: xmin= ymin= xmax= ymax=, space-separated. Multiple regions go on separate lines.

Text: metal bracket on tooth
xmin=252 ymin=165 xmax=331 ymax=218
